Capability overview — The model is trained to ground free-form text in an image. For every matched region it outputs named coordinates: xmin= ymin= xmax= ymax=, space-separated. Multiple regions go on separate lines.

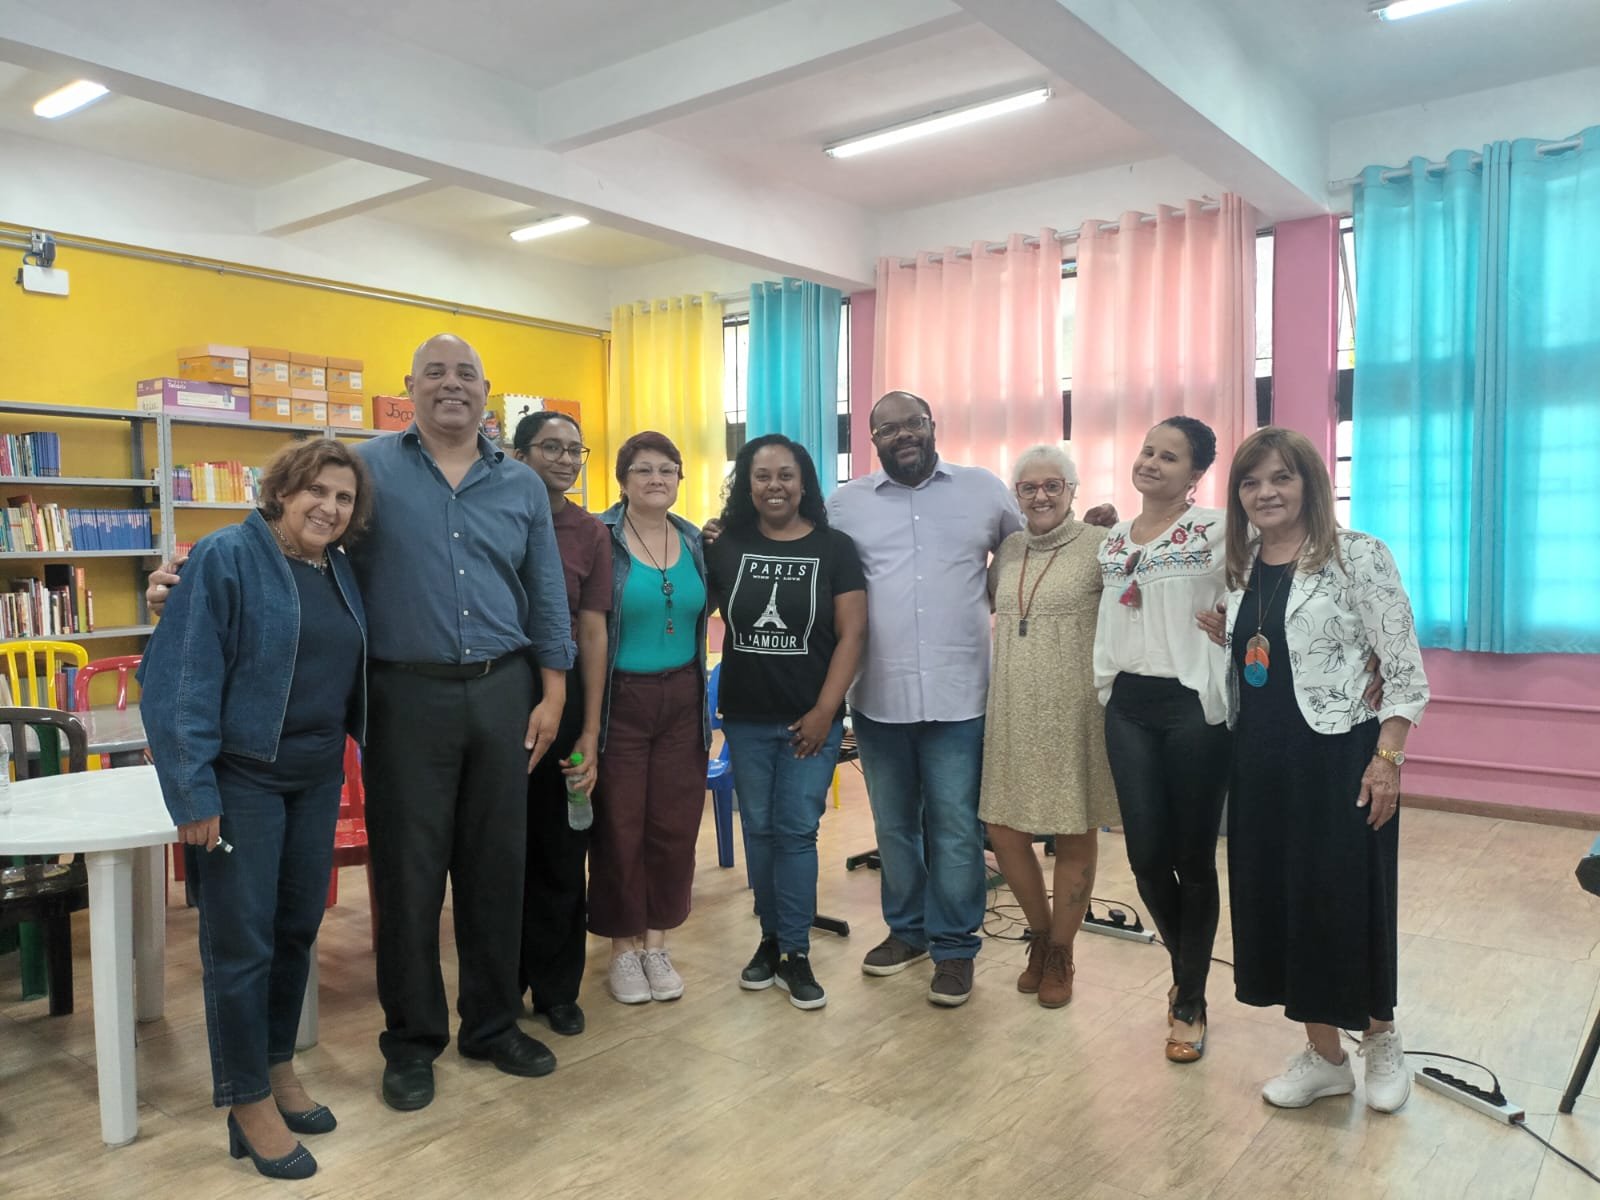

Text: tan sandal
xmin=1166 ymin=1010 xmax=1206 ymax=1063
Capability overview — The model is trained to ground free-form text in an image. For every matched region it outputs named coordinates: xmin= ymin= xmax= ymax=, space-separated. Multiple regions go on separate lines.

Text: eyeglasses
xmin=626 ymin=463 xmax=682 ymax=479
xmin=534 ymin=440 xmax=590 ymax=464
xmin=870 ymin=414 xmax=931 ymax=441
xmin=1118 ymin=549 xmax=1144 ymax=609
xmin=1015 ymin=478 xmax=1073 ymax=500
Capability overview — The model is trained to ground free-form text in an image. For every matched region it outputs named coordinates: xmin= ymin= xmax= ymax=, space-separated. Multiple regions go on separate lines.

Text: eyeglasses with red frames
xmin=1118 ymin=549 xmax=1144 ymax=608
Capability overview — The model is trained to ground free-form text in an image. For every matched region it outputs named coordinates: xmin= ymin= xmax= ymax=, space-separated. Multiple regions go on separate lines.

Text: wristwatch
xmin=1375 ymin=748 xmax=1406 ymax=767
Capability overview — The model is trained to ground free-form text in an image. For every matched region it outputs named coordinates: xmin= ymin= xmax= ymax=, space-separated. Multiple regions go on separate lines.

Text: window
xmin=1335 ymin=216 xmax=1356 ymax=525
xmin=722 ymin=300 xmax=852 ymax=485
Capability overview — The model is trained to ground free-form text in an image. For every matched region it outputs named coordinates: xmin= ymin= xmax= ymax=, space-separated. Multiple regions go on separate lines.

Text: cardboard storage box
xmin=289 ymin=352 xmax=327 ymax=390
xmin=372 ymin=394 xmax=414 ymax=431
xmin=137 ymin=377 xmax=251 ymax=420
xmin=326 ymin=357 xmax=364 ymax=394
xmin=291 ymin=388 xmax=328 ymax=426
xmin=249 ymin=346 xmax=292 ymax=396
xmin=328 ymin=397 xmax=366 ymax=429
xmin=250 ymin=394 xmax=293 ymax=424
xmin=177 ymin=343 xmax=250 ymax=385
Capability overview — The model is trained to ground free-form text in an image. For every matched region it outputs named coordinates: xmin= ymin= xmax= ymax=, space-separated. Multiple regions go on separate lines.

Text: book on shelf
xmin=172 ymin=460 xmax=263 ymax=504
xmin=0 ymin=432 xmax=62 ymax=478
xmin=2 ymin=567 xmax=94 ymax=639
xmin=0 ymin=494 xmax=154 ymax=552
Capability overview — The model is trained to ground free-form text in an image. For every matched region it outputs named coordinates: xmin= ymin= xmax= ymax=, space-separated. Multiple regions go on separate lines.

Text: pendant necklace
xmin=270 ymin=520 xmax=328 ymax=573
xmin=625 ymin=511 xmax=676 ymax=635
xmin=1243 ymin=537 xmax=1305 ymax=688
xmin=1015 ymin=543 xmax=1064 ymax=637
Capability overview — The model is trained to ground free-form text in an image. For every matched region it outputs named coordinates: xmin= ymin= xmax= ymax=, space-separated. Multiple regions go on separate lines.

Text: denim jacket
xmin=138 ymin=509 xmax=368 ymax=824
xmin=597 ymin=502 xmax=710 ymax=753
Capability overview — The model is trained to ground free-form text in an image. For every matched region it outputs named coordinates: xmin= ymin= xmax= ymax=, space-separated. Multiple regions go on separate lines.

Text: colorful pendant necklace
xmin=1243 ymin=538 xmax=1305 ymax=688
xmin=1015 ymin=543 xmax=1064 ymax=637
xmin=625 ymin=511 xmax=676 ymax=635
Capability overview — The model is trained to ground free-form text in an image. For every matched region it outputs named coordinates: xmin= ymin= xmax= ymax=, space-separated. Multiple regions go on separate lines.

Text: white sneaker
xmin=1359 ymin=1028 xmax=1411 ymax=1113
xmin=1261 ymin=1043 xmax=1357 ymax=1108
xmin=608 ymin=951 xmax=652 ymax=1004
xmin=639 ymin=949 xmax=685 ymax=1001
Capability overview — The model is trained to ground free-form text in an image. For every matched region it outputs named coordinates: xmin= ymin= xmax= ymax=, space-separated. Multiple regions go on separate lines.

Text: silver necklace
xmin=271 ymin=520 xmax=328 ymax=573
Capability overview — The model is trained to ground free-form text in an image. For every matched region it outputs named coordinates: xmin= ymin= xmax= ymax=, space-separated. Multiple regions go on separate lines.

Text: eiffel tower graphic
xmin=752 ymin=580 xmax=787 ymax=630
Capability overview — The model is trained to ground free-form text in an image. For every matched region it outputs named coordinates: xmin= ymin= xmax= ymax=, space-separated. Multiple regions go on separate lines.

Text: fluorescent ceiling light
xmin=824 ymin=87 xmax=1052 ymax=159
xmin=33 ymin=80 xmax=110 ymax=119
xmin=509 ymin=215 xmax=590 ymax=242
xmin=1374 ymin=0 xmax=1475 ymax=20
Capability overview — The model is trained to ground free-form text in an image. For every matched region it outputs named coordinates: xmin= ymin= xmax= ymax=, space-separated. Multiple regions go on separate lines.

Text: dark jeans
xmin=722 ymin=718 xmax=845 ymax=954
xmin=852 ymin=713 xmax=987 ymax=962
xmin=1104 ymin=674 xmax=1231 ymax=1024
xmin=520 ymin=666 xmax=589 ymax=1010
xmin=364 ymin=657 xmax=534 ymax=1063
xmin=191 ymin=770 xmax=342 ymax=1107
xmin=588 ymin=664 xmax=708 ymax=938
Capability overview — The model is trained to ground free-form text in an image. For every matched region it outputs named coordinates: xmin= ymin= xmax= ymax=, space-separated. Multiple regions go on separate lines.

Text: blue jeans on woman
xmin=851 ymin=713 xmax=987 ymax=962
xmin=190 ymin=768 xmax=342 ymax=1107
xmin=722 ymin=718 xmax=845 ymax=954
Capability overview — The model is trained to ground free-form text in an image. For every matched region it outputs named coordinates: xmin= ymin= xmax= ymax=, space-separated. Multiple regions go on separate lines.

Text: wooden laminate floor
xmin=5 ymin=770 xmax=1600 ymax=1199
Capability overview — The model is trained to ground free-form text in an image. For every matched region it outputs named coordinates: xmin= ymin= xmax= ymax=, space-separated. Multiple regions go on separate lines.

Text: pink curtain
xmin=872 ymin=230 xmax=1061 ymax=479
xmin=1072 ymin=196 xmax=1256 ymax=516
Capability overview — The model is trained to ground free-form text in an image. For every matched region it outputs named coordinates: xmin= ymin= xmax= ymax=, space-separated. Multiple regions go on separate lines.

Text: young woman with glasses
xmin=509 ymin=411 xmax=611 ymax=1037
xmin=590 ymin=431 xmax=711 ymax=1006
xmin=1092 ymin=416 xmax=1230 ymax=1063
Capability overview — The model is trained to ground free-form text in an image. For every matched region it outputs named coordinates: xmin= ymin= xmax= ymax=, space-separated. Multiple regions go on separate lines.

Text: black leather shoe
xmin=381 ymin=1060 xmax=435 ymax=1111
xmin=460 ymin=1029 xmax=557 ymax=1077
xmin=539 ymin=1003 xmax=585 ymax=1037
xmin=227 ymin=1113 xmax=317 ymax=1179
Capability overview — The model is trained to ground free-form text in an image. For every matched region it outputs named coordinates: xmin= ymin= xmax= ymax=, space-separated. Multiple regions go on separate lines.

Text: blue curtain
xmin=1351 ymin=126 xmax=1600 ymax=653
xmin=748 ymin=278 xmax=843 ymax=494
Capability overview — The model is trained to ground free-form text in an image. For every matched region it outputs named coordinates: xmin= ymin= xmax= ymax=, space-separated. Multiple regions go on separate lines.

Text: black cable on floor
xmin=1518 ymin=1124 xmax=1600 ymax=1187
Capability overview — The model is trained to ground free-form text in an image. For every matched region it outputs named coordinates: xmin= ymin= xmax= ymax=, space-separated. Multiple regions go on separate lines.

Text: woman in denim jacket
xmin=590 ymin=431 xmax=711 ymax=1007
xmin=140 ymin=439 xmax=369 ymax=1181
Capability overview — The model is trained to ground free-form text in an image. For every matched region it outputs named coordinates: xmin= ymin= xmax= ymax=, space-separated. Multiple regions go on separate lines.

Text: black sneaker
xmin=740 ymin=937 xmax=780 ymax=991
xmin=775 ymin=953 xmax=827 ymax=1010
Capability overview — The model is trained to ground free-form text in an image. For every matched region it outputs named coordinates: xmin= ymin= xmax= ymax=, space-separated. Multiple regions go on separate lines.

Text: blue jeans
xmin=191 ymin=770 xmax=341 ymax=1106
xmin=852 ymin=714 xmax=987 ymax=961
xmin=722 ymin=719 xmax=845 ymax=954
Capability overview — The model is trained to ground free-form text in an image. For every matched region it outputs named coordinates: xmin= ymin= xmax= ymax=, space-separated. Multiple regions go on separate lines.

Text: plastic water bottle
xmin=0 ymin=740 xmax=11 ymax=816
xmin=565 ymin=751 xmax=592 ymax=831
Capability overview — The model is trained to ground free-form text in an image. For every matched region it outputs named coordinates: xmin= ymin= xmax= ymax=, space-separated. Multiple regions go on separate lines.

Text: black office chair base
xmin=845 ymin=849 xmax=881 ymax=871
xmin=812 ymin=914 xmax=849 ymax=937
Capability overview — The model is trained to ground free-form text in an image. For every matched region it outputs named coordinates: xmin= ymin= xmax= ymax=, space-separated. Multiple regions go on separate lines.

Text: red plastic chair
xmin=324 ymin=737 xmax=377 ymax=950
xmin=73 ymin=654 xmax=143 ymax=712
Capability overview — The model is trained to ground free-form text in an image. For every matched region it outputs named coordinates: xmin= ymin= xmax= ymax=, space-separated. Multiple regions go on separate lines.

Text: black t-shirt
xmin=705 ymin=524 xmax=866 ymax=722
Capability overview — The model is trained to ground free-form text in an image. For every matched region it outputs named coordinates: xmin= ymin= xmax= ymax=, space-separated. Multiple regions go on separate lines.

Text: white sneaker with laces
xmin=1261 ymin=1043 xmax=1357 ymax=1108
xmin=1359 ymin=1028 xmax=1411 ymax=1113
xmin=608 ymin=951 xmax=652 ymax=1004
xmin=640 ymin=949 xmax=685 ymax=1001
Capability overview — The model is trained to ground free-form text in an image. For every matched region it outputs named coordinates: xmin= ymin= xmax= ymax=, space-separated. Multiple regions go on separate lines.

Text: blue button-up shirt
xmin=352 ymin=427 xmax=575 ymax=669
xmin=826 ymin=458 xmax=1022 ymax=723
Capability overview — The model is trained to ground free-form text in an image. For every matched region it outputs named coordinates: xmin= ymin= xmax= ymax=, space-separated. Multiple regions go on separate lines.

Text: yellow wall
xmin=0 ymin=228 xmax=607 ymax=681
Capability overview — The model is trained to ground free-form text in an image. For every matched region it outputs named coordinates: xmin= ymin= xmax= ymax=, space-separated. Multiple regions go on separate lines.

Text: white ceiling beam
xmin=0 ymin=0 xmax=877 ymax=288
xmin=537 ymin=0 xmax=966 ymax=152
xmin=255 ymin=160 xmax=441 ymax=237
xmin=954 ymin=0 xmax=1332 ymax=220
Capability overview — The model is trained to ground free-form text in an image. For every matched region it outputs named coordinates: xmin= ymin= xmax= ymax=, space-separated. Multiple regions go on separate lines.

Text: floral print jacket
xmin=1223 ymin=529 xmax=1429 ymax=734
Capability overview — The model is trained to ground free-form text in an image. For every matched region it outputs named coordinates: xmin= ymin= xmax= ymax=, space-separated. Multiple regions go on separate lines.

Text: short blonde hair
xmin=1012 ymin=443 xmax=1079 ymax=486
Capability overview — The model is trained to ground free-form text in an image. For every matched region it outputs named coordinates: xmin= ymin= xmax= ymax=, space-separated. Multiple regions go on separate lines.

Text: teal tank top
xmin=613 ymin=533 xmax=705 ymax=672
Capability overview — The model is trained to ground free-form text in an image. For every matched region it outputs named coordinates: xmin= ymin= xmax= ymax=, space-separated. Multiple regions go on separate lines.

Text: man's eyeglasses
xmin=627 ymin=463 xmax=682 ymax=479
xmin=1015 ymin=478 xmax=1073 ymax=500
xmin=534 ymin=440 xmax=590 ymax=464
xmin=870 ymin=414 xmax=931 ymax=441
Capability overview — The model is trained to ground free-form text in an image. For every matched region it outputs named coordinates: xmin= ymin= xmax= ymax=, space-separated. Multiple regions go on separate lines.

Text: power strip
xmin=1081 ymin=913 xmax=1156 ymax=944
xmin=1415 ymin=1067 xmax=1525 ymax=1125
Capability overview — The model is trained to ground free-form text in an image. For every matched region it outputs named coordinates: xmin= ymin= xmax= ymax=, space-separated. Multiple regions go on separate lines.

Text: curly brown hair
xmin=258 ymin=438 xmax=373 ymax=546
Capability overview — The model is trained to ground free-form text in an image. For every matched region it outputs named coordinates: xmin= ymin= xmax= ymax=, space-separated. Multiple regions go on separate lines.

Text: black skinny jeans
xmin=1104 ymin=673 xmax=1231 ymax=1024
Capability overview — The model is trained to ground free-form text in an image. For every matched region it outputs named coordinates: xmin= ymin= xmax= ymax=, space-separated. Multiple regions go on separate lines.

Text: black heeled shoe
xmin=227 ymin=1112 xmax=318 ymax=1180
xmin=277 ymin=1102 xmax=337 ymax=1135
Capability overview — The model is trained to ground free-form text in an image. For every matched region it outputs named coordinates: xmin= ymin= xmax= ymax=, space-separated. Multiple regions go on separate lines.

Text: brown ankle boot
xmin=1017 ymin=933 xmax=1048 ymax=994
xmin=1038 ymin=942 xmax=1074 ymax=1008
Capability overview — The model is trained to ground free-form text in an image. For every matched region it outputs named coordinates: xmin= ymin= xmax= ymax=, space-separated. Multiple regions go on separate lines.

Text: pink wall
xmin=1269 ymin=220 xmax=1600 ymax=819
xmin=849 ymin=289 xmax=876 ymax=479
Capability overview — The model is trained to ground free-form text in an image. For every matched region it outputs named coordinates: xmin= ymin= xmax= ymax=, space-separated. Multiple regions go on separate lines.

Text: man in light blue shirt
xmin=826 ymin=390 xmax=1023 ymax=1007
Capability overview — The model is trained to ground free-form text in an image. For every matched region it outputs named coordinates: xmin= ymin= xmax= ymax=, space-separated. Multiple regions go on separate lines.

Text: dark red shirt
xmin=552 ymin=500 xmax=613 ymax=639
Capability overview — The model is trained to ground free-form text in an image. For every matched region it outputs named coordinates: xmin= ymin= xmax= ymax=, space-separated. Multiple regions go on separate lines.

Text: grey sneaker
xmin=639 ymin=949 xmax=685 ymax=1001
xmin=608 ymin=951 xmax=651 ymax=1005
xmin=861 ymin=935 xmax=929 ymax=977
xmin=928 ymin=958 xmax=975 ymax=1007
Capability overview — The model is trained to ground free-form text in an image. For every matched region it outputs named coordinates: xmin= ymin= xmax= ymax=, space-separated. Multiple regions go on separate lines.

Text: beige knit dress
xmin=979 ymin=517 xmax=1119 ymax=835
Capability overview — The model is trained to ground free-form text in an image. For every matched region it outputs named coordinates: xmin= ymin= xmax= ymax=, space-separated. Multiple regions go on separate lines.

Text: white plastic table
xmin=0 ymin=764 xmax=175 ymax=1146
